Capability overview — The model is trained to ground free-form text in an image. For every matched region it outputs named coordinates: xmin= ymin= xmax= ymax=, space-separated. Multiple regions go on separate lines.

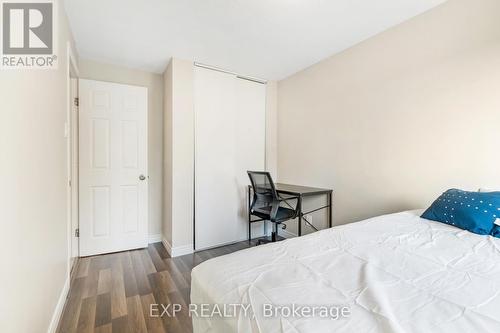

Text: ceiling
xmin=64 ymin=0 xmax=445 ymax=80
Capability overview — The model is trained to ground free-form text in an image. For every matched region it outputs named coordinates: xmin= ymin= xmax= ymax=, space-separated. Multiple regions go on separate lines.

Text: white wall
xmin=78 ymin=59 xmax=164 ymax=238
xmin=277 ymin=0 xmax=500 ymax=233
xmin=0 ymin=2 xmax=78 ymax=332
xmin=265 ymin=81 xmax=278 ymax=179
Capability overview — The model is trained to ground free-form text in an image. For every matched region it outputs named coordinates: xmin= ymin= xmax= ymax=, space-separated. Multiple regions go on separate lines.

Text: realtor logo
xmin=1 ymin=0 xmax=57 ymax=69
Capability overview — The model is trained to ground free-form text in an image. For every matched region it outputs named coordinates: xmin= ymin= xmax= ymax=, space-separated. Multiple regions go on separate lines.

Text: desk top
xmin=248 ymin=183 xmax=332 ymax=196
xmin=275 ymin=183 xmax=332 ymax=196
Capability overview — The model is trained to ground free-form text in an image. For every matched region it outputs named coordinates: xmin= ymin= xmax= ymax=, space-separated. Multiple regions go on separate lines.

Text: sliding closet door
xmin=194 ymin=67 xmax=265 ymax=250
xmin=195 ymin=68 xmax=238 ymax=250
xmin=234 ymin=78 xmax=266 ymax=239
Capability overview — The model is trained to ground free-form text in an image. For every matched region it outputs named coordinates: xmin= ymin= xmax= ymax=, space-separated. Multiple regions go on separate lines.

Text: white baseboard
xmin=148 ymin=233 xmax=162 ymax=244
xmin=280 ymin=228 xmax=297 ymax=239
xmin=161 ymin=238 xmax=172 ymax=255
xmin=160 ymin=225 xmax=282 ymax=257
xmin=47 ymin=275 xmax=70 ymax=333
xmin=162 ymin=238 xmax=194 ymax=257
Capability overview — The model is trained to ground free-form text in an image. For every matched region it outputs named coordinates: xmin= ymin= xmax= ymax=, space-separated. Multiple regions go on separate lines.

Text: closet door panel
xmin=234 ymin=78 xmax=266 ymax=239
xmin=194 ymin=67 xmax=266 ymax=250
xmin=194 ymin=67 xmax=238 ymax=250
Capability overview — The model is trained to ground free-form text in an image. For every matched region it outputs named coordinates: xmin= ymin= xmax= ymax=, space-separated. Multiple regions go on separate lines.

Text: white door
xmin=79 ymin=79 xmax=148 ymax=256
xmin=194 ymin=67 xmax=266 ymax=250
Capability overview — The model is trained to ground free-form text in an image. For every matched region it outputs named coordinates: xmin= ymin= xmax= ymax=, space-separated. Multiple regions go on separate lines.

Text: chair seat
xmin=252 ymin=206 xmax=296 ymax=222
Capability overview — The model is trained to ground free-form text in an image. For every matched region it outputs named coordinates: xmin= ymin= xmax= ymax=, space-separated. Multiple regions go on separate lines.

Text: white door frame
xmin=66 ymin=42 xmax=79 ymax=277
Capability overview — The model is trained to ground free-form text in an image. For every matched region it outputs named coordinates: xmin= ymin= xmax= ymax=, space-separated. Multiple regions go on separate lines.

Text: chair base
xmin=256 ymin=222 xmax=282 ymax=245
xmin=257 ymin=231 xmax=277 ymax=245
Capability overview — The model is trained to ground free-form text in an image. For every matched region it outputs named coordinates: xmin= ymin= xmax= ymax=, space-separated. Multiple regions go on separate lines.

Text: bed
xmin=191 ymin=210 xmax=500 ymax=332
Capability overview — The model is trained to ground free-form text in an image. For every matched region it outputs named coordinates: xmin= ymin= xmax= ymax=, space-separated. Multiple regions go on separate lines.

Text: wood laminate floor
xmin=57 ymin=238 xmax=268 ymax=333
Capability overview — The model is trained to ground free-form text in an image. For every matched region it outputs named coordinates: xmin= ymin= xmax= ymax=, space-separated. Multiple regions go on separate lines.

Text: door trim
xmin=51 ymin=41 xmax=80 ymax=333
xmin=66 ymin=41 xmax=79 ymax=276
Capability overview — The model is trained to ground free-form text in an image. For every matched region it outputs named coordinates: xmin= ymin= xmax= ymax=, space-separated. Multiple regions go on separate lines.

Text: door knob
xmin=139 ymin=174 xmax=146 ymax=181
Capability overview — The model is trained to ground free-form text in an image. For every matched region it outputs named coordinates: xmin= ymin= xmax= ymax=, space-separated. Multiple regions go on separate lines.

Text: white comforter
xmin=191 ymin=210 xmax=500 ymax=333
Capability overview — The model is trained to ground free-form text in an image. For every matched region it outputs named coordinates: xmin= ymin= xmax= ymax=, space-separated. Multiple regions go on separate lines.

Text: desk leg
xmin=328 ymin=192 xmax=332 ymax=228
xmin=248 ymin=186 xmax=251 ymax=242
xmin=298 ymin=196 xmax=302 ymax=236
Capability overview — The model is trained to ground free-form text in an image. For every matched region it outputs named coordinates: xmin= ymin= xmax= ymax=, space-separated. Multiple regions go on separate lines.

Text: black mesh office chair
xmin=247 ymin=171 xmax=299 ymax=244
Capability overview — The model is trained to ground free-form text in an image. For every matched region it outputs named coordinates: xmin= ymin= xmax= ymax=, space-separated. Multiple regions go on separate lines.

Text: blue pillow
xmin=421 ymin=189 xmax=500 ymax=235
xmin=492 ymin=226 xmax=500 ymax=238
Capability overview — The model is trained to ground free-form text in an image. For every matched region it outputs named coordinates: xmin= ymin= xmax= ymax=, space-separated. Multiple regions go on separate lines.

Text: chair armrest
xmin=269 ymin=195 xmax=301 ymax=222
xmin=270 ymin=203 xmax=280 ymax=222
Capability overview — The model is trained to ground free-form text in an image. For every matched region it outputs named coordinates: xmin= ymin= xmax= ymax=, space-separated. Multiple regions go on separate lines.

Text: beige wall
xmin=163 ymin=61 xmax=173 ymax=246
xmin=0 ymin=2 xmax=77 ymax=332
xmin=171 ymin=59 xmax=195 ymax=250
xmin=277 ymin=0 xmax=500 ymax=233
xmin=162 ymin=58 xmax=195 ymax=253
xmin=78 ymin=59 xmax=164 ymax=237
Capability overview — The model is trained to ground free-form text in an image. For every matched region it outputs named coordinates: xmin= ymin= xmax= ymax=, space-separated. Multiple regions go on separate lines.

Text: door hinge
xmin=69 ymin=179 xmax=71 ymax=187
xmin=74 ymin=97 xmax=79 ymax=107
xmin=75 ymin=228 xmax=80 ymax=237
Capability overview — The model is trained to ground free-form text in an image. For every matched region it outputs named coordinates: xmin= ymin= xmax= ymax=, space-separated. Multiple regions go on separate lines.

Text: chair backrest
xmin=247 ymin=171 xmax=279 ymax=209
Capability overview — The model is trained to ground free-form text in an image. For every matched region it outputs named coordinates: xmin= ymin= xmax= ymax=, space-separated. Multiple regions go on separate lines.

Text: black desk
xmin=247 ymin=183 xmax=333 ymax=238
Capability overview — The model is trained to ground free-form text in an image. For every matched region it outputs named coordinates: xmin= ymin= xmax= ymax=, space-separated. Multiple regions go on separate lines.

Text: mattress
xmin=191 ymin=210 xmax=500 ymax=332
